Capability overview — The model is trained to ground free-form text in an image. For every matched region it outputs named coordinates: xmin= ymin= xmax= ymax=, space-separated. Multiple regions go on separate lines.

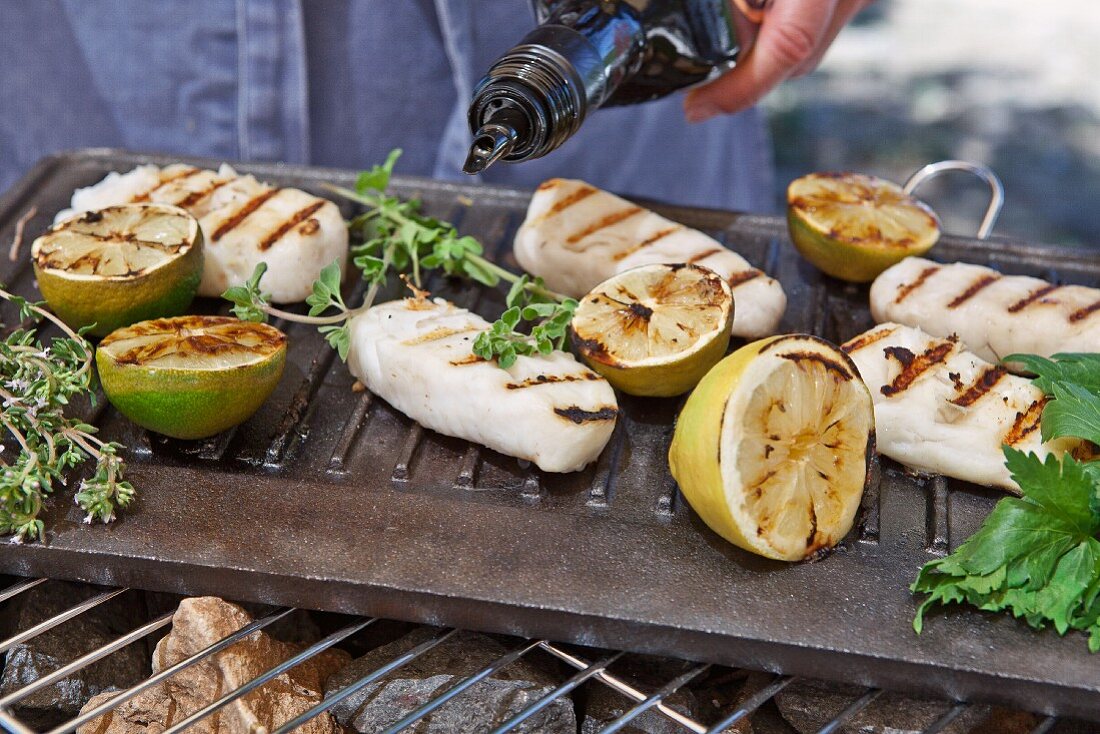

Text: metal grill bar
xmin=160 ymin=616 xmax=375 ymax=734
xmin=0 ymin=709 xmax=36 ymax=734
xmin=600 ymin=663 xmax=710 ymax=734
xmin=0 ymin=588 xmax=127 ymax=656
xmin=1029 ymin=716 xmax=1058 ymax=734
xmin=921 ymin=703 xmax=969 ymax=734
xmin=817 ymin=688 xmax=882 ymax=734
xmin=0 ymin=578 xmax=45 ymax=605
xmin=538 ymin=642 xmax=707 ymax=732
xmin=0 ymin=612 xmax=173 ymax=707
xmin=271 ymin=627 xmax=459 ymax=734
xmin=705 ymin=675 xmax=795 ymax=733
xmin=48 ymin=607 xmax=296 ymax=734
xmin=488 ymin=651 xmax=623 ymax=734
xmin=378 ymin=639 xmax=542 ymax=734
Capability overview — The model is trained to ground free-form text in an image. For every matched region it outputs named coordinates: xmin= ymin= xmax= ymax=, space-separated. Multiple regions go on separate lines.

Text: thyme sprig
xmin=225 ymin=149 xmax=578 ymax=369
xmin=0 ymin=291 xmax=134 ymax=542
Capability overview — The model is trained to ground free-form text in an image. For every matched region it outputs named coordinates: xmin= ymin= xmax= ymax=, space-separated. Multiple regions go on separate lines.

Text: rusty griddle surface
xmin=2 ymin=149 xmax=1100 ymax=720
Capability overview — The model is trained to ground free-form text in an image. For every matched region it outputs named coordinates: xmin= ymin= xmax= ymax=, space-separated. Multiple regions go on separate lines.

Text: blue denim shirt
xmin=0 ymin=0 xmax=773 ymax=210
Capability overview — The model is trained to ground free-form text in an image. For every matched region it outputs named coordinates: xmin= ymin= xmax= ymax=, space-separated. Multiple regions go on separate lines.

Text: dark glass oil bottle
xmin=463 ymin=0 xmax=758 ymax=174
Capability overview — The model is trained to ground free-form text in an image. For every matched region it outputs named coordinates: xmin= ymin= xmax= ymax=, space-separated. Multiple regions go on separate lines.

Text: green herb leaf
xmin=1006 ymin=353 xmax=1100 ymax=395
xmin=912 ymin=448 xmax=1100 ymax=646
xmin=222 ymin=263 xmax=271 ymax=323
xmin=356 ymin=148 xmax=402 ymax=194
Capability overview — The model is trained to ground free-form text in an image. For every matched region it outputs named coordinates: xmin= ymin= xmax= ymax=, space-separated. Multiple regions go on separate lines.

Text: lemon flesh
xmin=32 ymin=204 xmax=202 ymax=336
xmin=669 ymin=334 xmax=874 ymax=561
xmin=787 ymin=172 xmax=940 ymax=283
xmin=96 ymin=316 xmax=286 ymax=440
xmin=570 ymin=263 xmax=734 ymax=397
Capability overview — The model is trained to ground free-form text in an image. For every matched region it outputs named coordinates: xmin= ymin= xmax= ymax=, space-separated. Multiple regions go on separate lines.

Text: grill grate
xmin=0 ymin=576 xmax=1069 ymax=734
xmin=4 ymin=151 xmax=1100 ymax=721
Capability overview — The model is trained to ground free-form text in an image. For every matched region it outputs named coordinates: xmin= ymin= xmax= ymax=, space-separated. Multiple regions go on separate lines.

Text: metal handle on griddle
xmin=904 ymin=160 xmax=1004 ymax=240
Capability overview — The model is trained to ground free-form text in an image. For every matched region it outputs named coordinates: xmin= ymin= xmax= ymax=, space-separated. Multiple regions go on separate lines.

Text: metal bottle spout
xmin=463 ymin=122 xmax=519 ymax=175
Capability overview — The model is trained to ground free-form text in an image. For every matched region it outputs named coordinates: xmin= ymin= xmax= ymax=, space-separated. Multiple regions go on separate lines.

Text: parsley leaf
xmin=912 ymin=448 xmax=1100 ymax=648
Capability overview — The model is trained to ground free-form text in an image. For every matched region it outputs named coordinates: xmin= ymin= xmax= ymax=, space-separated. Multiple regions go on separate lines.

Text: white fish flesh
xmin=842 ymin=322 xmax=1077 ymax=492
xmin=347 ymin=297 xmax=618 ymax=473
xmin=514 ymin=179 xmax=786 ymax=339
xmin=59 ymin=163 xmax=348 ymax=304
xmin=871 ymin=256 xmax=1100 ymax=363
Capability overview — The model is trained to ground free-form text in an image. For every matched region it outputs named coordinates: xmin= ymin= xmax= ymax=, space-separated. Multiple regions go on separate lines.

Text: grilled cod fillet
xmin=871 ymin=257 xmax=1100 ymax=363
xmin=842 ymin=322 xmax=1077 ymax=492
xmin=514 ymin=179 xmax=786 ymax=338
xmin=347 ymin=298 xmax=618 ymax=473
xmin=61 ymin=163 xmax=348 ymax=304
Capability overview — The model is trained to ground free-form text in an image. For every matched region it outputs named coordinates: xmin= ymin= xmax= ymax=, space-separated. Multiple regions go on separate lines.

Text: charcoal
xmin=77 ymin=596 xmax=348 ymax=734
xmin=0 ymin=581 xmax=148 ymax=730
xmin=324 ymin=628 xmax=575 ymax=733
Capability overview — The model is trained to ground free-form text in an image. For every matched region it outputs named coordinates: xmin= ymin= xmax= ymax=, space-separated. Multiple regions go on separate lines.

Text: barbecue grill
xmin=1 ymin=150 xmax=1099 ymax=732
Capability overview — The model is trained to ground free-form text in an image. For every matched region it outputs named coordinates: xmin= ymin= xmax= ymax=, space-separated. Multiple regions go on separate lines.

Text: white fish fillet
xmin=871 ymin=256 xmax=1100 ymax=363
xmin=59 ymin=163 xmax=348 ymax=304
xmin=514 ymin=179 xmax=786 ymax=339
xmin=842 ymin=322 xmax=1076 ymax=492
xmin=347 ymin=298 xmax=618 ymax=473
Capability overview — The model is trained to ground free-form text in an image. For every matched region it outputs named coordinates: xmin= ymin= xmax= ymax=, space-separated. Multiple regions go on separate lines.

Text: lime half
xmin=569 ymin=263 xmax=734 ymax=397
xmin=32 ymin=204 xmax=203 ymax=336
xmin=787 ymin=172 xmax=940 ymax=283
xmin=96 ymin=316 xmax=286 ymax=440
xmin=669 ymin=334 xmax=874 ymax=561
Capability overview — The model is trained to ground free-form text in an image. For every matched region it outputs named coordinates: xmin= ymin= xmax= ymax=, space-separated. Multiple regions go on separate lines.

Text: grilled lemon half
xmin=669 ymin=334 xmax=875 ymax=561
xmin=787 ymin=172 xmax=940 ymax=283
xmin=32 ymin=204 xmax=203 ymax=336
xmin=569 ymin=263 xmax=734 ymax=397
xmin=96 ymin=315 xmax=286 ymax=440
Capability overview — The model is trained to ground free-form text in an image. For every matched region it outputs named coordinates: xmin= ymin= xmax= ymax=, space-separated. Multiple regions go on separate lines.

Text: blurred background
xmin=770 ymin=0 xmax=1100 ymax=246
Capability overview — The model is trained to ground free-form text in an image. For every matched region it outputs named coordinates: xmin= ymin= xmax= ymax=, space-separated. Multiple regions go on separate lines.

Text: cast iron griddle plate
xmin=2 ymin=150 xmax=1098 ymax=720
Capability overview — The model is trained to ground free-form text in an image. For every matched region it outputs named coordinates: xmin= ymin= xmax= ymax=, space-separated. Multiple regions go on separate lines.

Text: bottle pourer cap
xmin=463 ymin=121 xmax=519 ymax=175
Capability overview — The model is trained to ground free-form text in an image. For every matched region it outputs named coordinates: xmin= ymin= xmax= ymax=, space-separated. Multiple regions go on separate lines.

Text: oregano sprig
xmin=227 ymin=149 xmax=579 ymax=369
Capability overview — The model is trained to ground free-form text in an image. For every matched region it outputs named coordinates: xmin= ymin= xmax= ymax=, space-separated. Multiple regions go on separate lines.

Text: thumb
xmin=685 ymin=0 xmax=838 ymax=122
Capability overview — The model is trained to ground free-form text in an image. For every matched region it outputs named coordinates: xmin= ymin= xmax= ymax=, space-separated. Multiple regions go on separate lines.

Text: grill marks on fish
xmin=565 ymin=207 xmax=644 ymax=248
xmin=1004 ymin=397 xmax=1049 ymax=446
xmin=949 ymin=366 xmax=1008 ymax=407
xmin=257 ymin=200 xmax=326 ymax=251
xmin=894 ymin=265 xmax=941 ymax=304
xmin=842 ymin=326 xmax=897 ymax=355
xmin=174 ymin=176 xmax=236 ymax=209
xmin=687 ymin=248 xmax=723 ymax=264
xmin=130 ymin=167 xmax=201 ymax=203
xmin=506 ymin=372 xmax=603 ymax=389
xmin=610 ymin=226 xmax=683 ymax=262
xmin=211 ymin=188 xmax=282 ymax=241
xmin=553 ymin=405 xmax=618 ymax=424
xmin=401 ymin=325 xmax=480 ymax=346
xmin=947 ymin=273 xmax=1001 ymax=308
xmin=1069 ymin=299 xmax=1100 ymax=323
xmin=880 ymin=338 xmax=956 ymax=397
xmin=448 ymin=354 xmax=487 ymax=367
xmin=727 ymin=269 xmax=764 ymax=289
xmin=778 ymin=351 xmax=853 ymax=381
xmin=537 ymin=185 xmax=597 ymax=222
xmin=1007 ymin=284 xmax=1061 ymax=313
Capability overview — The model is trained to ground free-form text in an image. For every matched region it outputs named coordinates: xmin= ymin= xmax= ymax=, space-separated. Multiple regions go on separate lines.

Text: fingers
xmin=791 ymin=0 xmax=874 ymax=77
xmin=683 ymin=0 xmax=839 ymax=122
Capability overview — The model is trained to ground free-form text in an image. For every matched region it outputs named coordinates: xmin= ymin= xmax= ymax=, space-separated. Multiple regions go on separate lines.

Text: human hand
xmin=684 ymin=0 xmax=874 ymax=122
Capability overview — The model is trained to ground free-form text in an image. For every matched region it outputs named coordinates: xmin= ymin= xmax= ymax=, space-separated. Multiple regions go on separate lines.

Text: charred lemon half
xmin=96 ymin=316 xmax=286 ymax=440
xmin=569 ymin=263 xmax=734 ymax=397
xmin=32 ymin=204 xmax=202 ymax=336
xmin=787 ymin=172 xmax=940 ymax=283
xmin=669 ymin=334 xmax=875 ymax=561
